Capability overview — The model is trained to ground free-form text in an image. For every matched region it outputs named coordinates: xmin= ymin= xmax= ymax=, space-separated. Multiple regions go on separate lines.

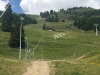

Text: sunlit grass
xmin=24 ymin=21 xmax=100 ymax=75
xmin=0 ymin=18 xmax=100 ymax=75
xmin=24 ymin=22 xmax=100 ymax=61
xmin=53 ymin=61 xmax=100 ymax=75
xmin=0 ymin=29 xmax=29 ymax=75
xmin=0 ymin=57 xmax=29 ymax=75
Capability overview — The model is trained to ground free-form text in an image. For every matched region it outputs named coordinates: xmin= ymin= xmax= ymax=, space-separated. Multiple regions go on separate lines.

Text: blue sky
xmin=0 ymin=0 xmax=23 ymax=14
xmin=0 ymin=0 xmax=100 ymax=15
xmin=12 ymin=0 xmax=23 ymax=13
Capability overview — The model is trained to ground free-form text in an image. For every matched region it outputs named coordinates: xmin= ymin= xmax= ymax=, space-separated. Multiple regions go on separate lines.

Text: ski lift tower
xmin=19 ymin=16 xmax=24 ymax=59
xmin=94 ymin=24 xmax=99 ymax=36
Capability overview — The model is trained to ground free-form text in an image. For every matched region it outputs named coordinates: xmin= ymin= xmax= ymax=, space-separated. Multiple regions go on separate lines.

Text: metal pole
xmin=19 ymin=18 xmax=22 ymax=59
xmin=26 ymin=42 xmax=28 ymax=59
xmin=25 ymin=37 xmax=27 ymax=59
xmin=96 ymin=25 xmax=98 ymax=36
xmin=42 ymin=48 xmax=43 ymax=61
xmin=73 ymin=49 xmax=76 ymax=61
xmin=19 ymin=16 xmax=24 ymax=59
xmin=94 ymin=24 xmax=99 ymax=36
xmin=33 ymin=48 xmax=34 ymax=61
xmin=25 ymin=41 xmax=26 ymax=59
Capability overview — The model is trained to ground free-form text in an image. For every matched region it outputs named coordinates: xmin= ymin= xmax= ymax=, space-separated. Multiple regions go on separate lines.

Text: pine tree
xmin=9 ymin=19 xmax=25 ymax=48
xmin=1 ymin=3 xmax=13 ymax=32
xmin=50 ymin=10 xmax=53 ymax=14
xmin=42 ymin=23 xmax=47 ymax=30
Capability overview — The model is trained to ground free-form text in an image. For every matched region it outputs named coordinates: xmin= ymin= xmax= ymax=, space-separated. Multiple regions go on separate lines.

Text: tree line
xmin=40 ymin=10 xmax=59 ymax=22
xmin=73 ymin=9 xmax=100 ymax=31
xmin=74 ymin=16 xmax=100 ymax=31
xmin=40 ymin=7 xmax=100 ymax=31
xmin=39 ymin=7 xmax=94 ymax=22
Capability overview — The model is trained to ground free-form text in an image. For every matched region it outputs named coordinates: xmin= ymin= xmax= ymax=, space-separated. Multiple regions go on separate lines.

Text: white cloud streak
xmin=0 ymin=0 xmax=9 ymax=11
xmin=1 ymin=0 xmax=99 ymax=14
xmin=20 ymin=0 xmax=100 ymax=15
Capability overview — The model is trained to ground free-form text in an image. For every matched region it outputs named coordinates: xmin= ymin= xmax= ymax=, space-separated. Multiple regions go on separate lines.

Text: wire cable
xmin=32 ymin=35 xmax=44 ymax=60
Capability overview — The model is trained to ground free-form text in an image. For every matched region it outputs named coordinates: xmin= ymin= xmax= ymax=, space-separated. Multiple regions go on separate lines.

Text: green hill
xmin=40 ymin=7 xmax=95 ymax=21
xmin=26 ymin=14 xmax=39 ymax=19
xmin=57 ymin=7 xmax=94 ymax=19
xmin=0 ymin=7 xmax=100 ymax=75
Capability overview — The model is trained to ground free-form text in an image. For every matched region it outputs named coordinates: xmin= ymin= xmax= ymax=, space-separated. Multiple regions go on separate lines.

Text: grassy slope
xmin=0 ymin=16 xmax=100 ymax=75
xmin=25 ymin=18 xmax=100 ymax=60
xmin=57 ymin=7 xmax=94 ymax=19
xmin=0 ymin=27 xmax=29 ymax=75
xmin=0 ymin=57 xmax=29 ymax=75
xmin=53 ymin=61 xmax=100 ymax=75
xmin=25 ymin=17 xmax=100 ymax=75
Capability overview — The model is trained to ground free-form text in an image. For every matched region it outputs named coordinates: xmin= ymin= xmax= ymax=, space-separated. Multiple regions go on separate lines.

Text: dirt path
xmin=23 ymin=61 xmax=50 ymax=75
xmin=23 ymin=59 xmax=80 ymax=75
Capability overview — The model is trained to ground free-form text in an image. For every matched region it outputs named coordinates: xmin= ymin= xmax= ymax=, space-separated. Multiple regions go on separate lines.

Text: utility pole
xmin=73 ymin=49 xmax=76 ymax=61
xmin=33 ymin=48 xmax=35 ymax=61
xmin=94 ymin=24 xmax=99 ymax=36
xmin=19 ymin=16 xmax=24 ymax=59
xmin=25 ymin=37 xmax=27 ymax=59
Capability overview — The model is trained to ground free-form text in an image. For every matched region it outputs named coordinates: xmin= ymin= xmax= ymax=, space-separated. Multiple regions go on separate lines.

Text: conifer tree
xmin=42 ymin=23 xmax=47 ymax=30
xmin=1 ymin=3 xmax=13 ymax=32
xmin=9 ymin=18 xmax=25 ymax=48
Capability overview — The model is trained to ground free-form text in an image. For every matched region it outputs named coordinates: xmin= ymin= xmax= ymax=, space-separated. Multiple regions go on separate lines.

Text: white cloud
xmin=20 ymin=0 xmax=100 ymax=15
xmin=0 ymin=0 xmax=9 ymax=11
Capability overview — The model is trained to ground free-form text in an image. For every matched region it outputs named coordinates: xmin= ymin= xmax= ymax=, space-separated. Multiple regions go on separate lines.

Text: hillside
xmin=24 ymin=16 xmax=100 ymax=75
xmin=57 ymin=7 xmax=94 ymax=20
xmin=40 ymin=7 xmax=95 ymax=21
xmin=0 ymin=7 xmax=100 ymax=75
xmin=24 ymin=18 xmax=100 ymax=75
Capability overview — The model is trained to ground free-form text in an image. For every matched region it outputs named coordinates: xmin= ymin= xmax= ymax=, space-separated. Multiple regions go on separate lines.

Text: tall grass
xmin=24 ymin=22 xmax=100 ymax=61
xmin=0 ymin=18 xmax=100 ymax=75
xmin=0 ymin=29 xmax=29 ymax=75
xmin=53 ymin=61 xmax=100 ymax=75
xmin=24 ymin=20 xmax=100 ymax=75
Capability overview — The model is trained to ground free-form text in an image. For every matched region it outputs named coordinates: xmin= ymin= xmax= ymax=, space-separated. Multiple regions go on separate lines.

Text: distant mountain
xmin=57 ymin=7 xmax=94 ymax=20
xmin=40 ymin=7 xmax=100 ymax=31
xmin=40 ymin=7 xmax=95 ymax=22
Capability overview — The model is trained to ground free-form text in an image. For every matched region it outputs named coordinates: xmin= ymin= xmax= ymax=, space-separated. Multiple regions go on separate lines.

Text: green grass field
xmin=52 ymin=61 xmax=100 ymax=75
xmin=0 ymin=17 xmax=100 ymax=75
xmin=0 ymin=29 xmax=30 ymax=75
xmin=24 ymin=18 xmax=100 ymax=75
xmin=24 ymin=19 xmax=100 ymax=60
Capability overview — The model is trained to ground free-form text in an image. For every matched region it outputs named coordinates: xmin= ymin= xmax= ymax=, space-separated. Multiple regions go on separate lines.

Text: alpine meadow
xmin=0 ymin=1 xmax=100 ymax=75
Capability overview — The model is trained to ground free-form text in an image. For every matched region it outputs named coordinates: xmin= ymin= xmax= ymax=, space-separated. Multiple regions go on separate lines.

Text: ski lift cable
xmin=0 ymin=0 xmax=14 ymax=18
xmin=32 ymin=35 xmax=44 ymax=60
xmin=33 ymin=35 xmax=44 ymax=52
